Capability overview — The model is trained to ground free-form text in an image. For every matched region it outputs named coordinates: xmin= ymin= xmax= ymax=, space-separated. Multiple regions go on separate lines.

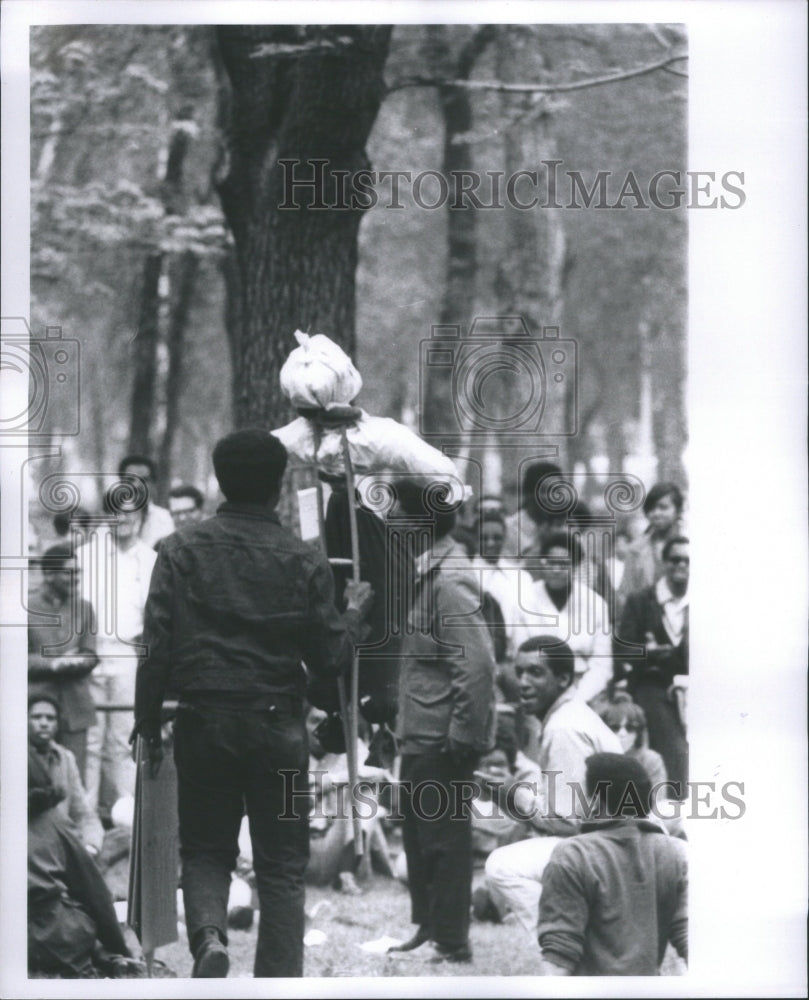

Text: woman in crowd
xmin=617 ymin=481 xmax=686 ymax=610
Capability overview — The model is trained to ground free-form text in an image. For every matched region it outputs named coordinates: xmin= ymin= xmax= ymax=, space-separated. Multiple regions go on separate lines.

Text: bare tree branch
xmin=387 ymin=51 xmax=688 ymax=95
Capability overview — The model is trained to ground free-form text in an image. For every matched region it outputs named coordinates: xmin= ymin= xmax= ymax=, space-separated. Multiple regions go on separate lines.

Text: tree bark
xmin=214 ymin=25 xmax=392 ymax=429
xmin=421 ymin=25 xmax=495 ymax=438
xmin=128 ymin=252 xmax=163 ymax=455
xmin=156 ymin=250 xmax=200 ymax=503
xmin=494 ymin=27 xmax=571 ymax=481
xmin=127 ymin=93 xmax=198 ymax=460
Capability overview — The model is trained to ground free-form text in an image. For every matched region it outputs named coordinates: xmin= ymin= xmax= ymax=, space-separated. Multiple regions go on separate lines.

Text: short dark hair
xmin=118 ymin=454 xmax=157 ymax=478
xmin=585 ymin=752 xmax=652 ymax=818
xmin=28 ymin=690 xmax=60 ymax=714
xmin=662 ymin=535 xmax=689 ymax=561
xmin=643 ymin=481 xmax=684 ymax=516
xmin=212 ymin=429 xmax=288 ymax=504
xmin=540 ymin=529 xmax=582 ymax=569
xmin=53 ymin=507 xmax=92 ymax=536
xmin=169 ymin=484 xmax=205 ymax=509
xmin=515 ymin=635 xmax=575 ymax=681
xmin=42 ymin=542 xmax=74 ymax=566
xmin=520 ymin=462 xmax=563 ymax=524
xmin=391 ymin=477 xmax=460 ymax=540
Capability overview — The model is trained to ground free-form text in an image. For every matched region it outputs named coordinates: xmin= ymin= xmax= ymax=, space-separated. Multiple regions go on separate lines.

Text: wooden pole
xmin=339 ymin=426 xmax=365 ymax=859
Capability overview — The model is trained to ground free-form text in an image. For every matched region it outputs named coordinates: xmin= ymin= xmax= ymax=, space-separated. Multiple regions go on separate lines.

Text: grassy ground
xmin=149 ymin=872 xmax=686 ymax=980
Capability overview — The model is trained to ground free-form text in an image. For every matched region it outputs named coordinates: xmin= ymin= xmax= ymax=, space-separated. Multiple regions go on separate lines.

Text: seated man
xmin=28 ymin=693 xmax=104 ymax=855
xmin=470 ymin=709 xmax=540 ymax=865
xmin=28 ymin=745 xmax=142 ymax=978
xmin=28 ymin=543 xmax=98 ymax=781
xmin=305 ymin=706 xmax=394 ymax=892
xmin=538 ymin=752 xmax=688 ymax=976
xmin=482 ymin=636 xmax=622 ymax=936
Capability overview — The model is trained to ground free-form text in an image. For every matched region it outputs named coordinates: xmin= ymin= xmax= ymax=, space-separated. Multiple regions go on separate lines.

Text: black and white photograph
xmin=1 ymin=1 xmax=806 ymax=996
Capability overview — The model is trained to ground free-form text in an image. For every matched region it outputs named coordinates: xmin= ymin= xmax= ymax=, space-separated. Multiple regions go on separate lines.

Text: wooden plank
xmin=127 ymin=736 xmax=179 ymax=957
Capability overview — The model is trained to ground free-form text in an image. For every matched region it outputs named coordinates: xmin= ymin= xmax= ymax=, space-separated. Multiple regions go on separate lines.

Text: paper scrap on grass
xmin=304 ymin=929 xmax=328 ymax=947
xmin=360 ymin=935 xmax=403 ymax=953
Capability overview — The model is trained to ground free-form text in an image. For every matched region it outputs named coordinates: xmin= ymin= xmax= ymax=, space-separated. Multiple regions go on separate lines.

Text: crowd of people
xmin=26 ymin=441 xmax=689 ymax=979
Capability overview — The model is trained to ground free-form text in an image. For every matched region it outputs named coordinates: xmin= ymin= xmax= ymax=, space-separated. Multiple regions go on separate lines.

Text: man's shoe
xmin=387 ymin=926 xmax=430 ymax=953
xmin=192 ymin=931 xmax=229 ymax=978
xmin=428 ymin=941 xmax=473 ymax=964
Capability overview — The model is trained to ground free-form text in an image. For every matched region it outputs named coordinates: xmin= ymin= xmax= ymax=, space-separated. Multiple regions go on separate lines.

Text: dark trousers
xmin=633 ymin=680 xmax=689 ymax=797
xmin=400 ymin=751 xmax=474 ymax=949
xmin=173 ymin=703 xmax=310 ymax=978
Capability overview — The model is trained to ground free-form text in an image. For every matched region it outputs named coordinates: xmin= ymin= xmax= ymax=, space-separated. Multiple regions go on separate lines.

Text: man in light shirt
xmin=78 ymin=485 xmax=157 ymax=819
xmin=118 ymin=454 xmax=174 ymax=549
xmin=482 ymin=635 xmax=622 ymax=936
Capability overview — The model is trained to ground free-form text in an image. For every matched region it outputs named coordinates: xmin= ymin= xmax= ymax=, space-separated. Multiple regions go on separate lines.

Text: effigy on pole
xmin=272 ymin=330 xmax=465 ymax=863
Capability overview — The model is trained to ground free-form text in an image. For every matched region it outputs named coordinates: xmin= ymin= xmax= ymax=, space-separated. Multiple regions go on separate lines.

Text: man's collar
xmin=217 ymin=502 xmax=281 ymax=524
xmin=414 ymin=533 xmax=459 ymax=577
xmin=656 ymin=576 xmax=689 ymax=607
xmin=541 ymin=684 xmax=577 ymax=722
xmin=580 ymin=816 xmax=669 ymax=835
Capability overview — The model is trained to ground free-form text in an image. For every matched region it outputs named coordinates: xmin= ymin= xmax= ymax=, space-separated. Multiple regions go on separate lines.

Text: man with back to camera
xmin=538 ymin=751 xmax=688 ymax=976
xmin=133 ymin=429 xmax=373 ymax=978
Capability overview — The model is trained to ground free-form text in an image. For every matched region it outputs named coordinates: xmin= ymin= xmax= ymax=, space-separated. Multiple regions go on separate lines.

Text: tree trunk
xmin=214 ymin=25 xmax=392 ymax=430
xmin=128 ymin=252 xmax=163 ymax=455
xmin=156 ymin=250 xmax=200 ymax=503
xmin=494 ymin=28 xmax=571 ymax=485
xmin=421 ymin=25 xmax=495 ymax=438
xmin=127 ymin=96 xmax=198 ymax=460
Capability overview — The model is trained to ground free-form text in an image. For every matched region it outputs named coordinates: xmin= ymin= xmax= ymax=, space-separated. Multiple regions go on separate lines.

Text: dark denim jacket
xmin=135 ymin=503 xmax=354 ymax=730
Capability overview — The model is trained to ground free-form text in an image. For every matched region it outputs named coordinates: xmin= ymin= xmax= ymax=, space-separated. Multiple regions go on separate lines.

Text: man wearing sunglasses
xmin=616 ymin=536 xmax=689 ymax=796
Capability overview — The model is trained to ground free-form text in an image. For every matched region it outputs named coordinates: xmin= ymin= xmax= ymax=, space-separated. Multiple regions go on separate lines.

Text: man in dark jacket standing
xmin=133 ymin=429 xmax=371 ymax=979
xmin=387 ymin=478 xmax=497 ymax=964
xmin=616 ymin=536 xmax=689 ymax=795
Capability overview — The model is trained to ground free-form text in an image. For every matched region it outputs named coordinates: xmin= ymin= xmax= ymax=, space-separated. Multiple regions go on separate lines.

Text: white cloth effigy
xmin=272 ymin=330 xmax=464 ymax=502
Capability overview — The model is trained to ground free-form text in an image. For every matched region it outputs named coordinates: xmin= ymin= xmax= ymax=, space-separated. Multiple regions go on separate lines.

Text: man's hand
xmin=645 ymin=632 xmax=674 ymax=659
xmin=129 ymin=724 xmax=164 ymax=778
xmin=344 ymin=580 xmax=374 ymax=618
xmin=539 ymin=956 xmax=573 ymax=976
